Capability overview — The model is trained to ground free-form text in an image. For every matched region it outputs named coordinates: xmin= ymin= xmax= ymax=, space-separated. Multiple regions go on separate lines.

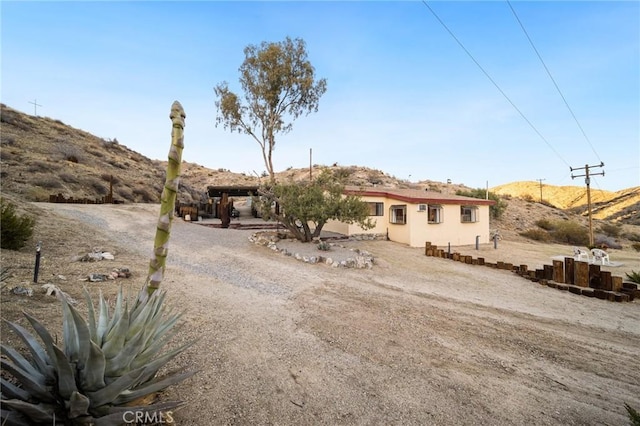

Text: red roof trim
xmin=344 ymin=189 xmax=496 ymax=206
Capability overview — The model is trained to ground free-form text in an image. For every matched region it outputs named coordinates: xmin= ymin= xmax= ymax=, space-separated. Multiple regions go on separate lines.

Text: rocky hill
xmin=1 ymin=103 xmax=638 ymax=242
xmin=491 ymin=181 xmax=640 ymax=225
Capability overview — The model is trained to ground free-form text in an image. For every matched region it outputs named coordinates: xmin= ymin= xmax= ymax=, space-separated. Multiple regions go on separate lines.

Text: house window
xmin=460 ymin=206 xmax=478 ymax=223
xmin=390 ymin=205 xmax=407 ymax=224
xmin=428 ymin=205 xmax=442 ymax=224
xmin=368 ymin=202 xmax=384 ymax=216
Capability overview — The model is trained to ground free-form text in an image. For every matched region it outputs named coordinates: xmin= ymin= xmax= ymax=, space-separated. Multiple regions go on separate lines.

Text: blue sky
xmin=2 ymin=1 xmax=638 ymax=192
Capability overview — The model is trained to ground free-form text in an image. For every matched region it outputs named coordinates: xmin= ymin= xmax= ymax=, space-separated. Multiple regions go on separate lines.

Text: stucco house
xmin=323 ymin=186 xmax=495 ymax=248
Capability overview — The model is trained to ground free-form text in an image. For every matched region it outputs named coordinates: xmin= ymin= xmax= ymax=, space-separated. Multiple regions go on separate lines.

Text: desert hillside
xmin=1 ymin=103 xmax=638 ymax=237
xmin=491 ymin=181 xmax=640 ymax=224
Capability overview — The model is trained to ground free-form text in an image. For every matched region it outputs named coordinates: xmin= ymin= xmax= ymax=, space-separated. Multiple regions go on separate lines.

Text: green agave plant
xmin=1 ymin=101 xmax=192 ymax=425
xmin=1 ymin=288 xmax=195 ymax=425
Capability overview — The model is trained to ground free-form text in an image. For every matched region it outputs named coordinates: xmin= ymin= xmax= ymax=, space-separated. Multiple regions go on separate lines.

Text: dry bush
xmin=551 ymin=220 xmax=589 ymax=246
xmin=519 ymin=229 xmax=550 ymax=242
xmin=599 ymin=222 xmax=621 ymax=238
xmin=26 ymin=187 xmax=52 ymax=201
xmin=26 ymin=161 xmax=53 ymax=173
xmin=116 ymin=186 xmax=134 ymax=202
xmin=632 ymin=242 xmax=640 ymax=252
xmin=100 ymin=173 xmax=120 ymax=184
xmin=132 ymin=187 xmax=157 ymax=202
xmin=34 ymin=176 xmax=62 ymax=189
xmin=1 ymin=134 xmax=16 ymax=146
xmin=535 ymin=218 xmax=554 ymax=231
xmin=55 ymin=139 xmax=84 ymax=163
xmin=624 ymin=232 xmax=640 ymax=242
xmin=59 ymin=172 xmax=78 ymax=184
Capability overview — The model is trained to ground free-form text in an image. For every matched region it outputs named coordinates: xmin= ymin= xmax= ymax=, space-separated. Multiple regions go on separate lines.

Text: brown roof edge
xmin=343 ymin=187 xmax=496 ymax=206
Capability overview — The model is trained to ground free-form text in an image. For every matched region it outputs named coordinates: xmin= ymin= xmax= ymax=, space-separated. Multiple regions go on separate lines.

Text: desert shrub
xmin=317 ymin=240 xmax=331 ymax=251
xmin=26 ymin=186 xmax=51 ymax=201
xmin=90 ymin=179 xmax=108 ymax=196
xmin=1 ymin=198 xmax=35 ymax=250
xmin=623 ymin=232 xmax=640 ymax=242
xmin=625 ymin=271 xmax=640 ymax=285
xmin=535 ymin=218 xmax=554 ymax=231
xmin=521 ymin=194 xmax=535 ymax=202
xmin=59 ymin=172 xmax=78 ymax=183
xmin=550 ymin=220 xmax=589 ymax=245
xmin=132 ymin=187 xmax=156 ymax=202
xmin=1 ymin=134 xmax=16 ymax=145
xmin=594 ymin=235 xmax=622 ymax=249
xmin=55 ymin=139 xmax=83 ymax=163
xmin=599 ymin=222 xmax=621 ymax=238
xmin=519 ymin=229 xmax=550 ymax=242
xmin=632 ymin=242 xmax=640 ymax=252
xmin=540 ymin=200 xmax=557 ymax=208
xmin=456 ymin=188 xmax=507 ymax=219
xmin=100 ymin=173 xmax=120 ymax=184
xmin=26 ymin=160 xmax=52 ymax=173
xmin=116 ymin=186 xmax=134 ymax=202
xmin=34 ymin=176 xmax=62 ymax=189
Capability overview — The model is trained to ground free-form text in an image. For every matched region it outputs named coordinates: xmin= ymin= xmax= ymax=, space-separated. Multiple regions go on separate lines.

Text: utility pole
xmin=536 ymin=178 xmax=546 ymax=203
xmin=309 ymin=148 xmax=313 ymax=182
xmin=28 ymin=99 xmax=42 ymax=116
xmin=570 ymin=162 xmax=604 ymax=247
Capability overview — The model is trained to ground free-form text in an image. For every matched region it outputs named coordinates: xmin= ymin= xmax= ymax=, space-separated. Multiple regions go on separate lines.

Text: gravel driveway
xmin=33 ymin=203 xmax=640 ymax=425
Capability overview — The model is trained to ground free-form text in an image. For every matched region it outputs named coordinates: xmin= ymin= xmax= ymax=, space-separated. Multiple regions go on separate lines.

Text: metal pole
xmin=33 ymin=241 xmax=42 ymax=283
xmin=585 ymin=166 xmax=594 ymax=247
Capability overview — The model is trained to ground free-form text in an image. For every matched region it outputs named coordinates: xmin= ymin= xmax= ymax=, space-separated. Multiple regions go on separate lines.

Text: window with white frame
xmin=460 ymin=206 xmax=478 ymax=223
xmin=428 ymin=205 xmax=442 ymax=224
xmin=368 ymin=202 xmax=384 ymax=216
xmin=390 ymin=205 xmax=407 ymax=224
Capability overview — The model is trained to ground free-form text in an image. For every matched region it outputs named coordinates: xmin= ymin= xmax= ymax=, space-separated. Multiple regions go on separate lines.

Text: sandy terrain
xmin=2 ymin=203 xmax=639 ymax=425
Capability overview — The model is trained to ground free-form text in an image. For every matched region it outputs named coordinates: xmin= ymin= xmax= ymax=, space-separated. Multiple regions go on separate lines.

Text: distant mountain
xmin=491 ymin=181 xmax=640 ymax=224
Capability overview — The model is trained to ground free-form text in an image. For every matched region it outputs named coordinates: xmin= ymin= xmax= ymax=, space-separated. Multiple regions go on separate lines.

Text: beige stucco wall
xmin=323 ymin=195 xmax=492 ymax=248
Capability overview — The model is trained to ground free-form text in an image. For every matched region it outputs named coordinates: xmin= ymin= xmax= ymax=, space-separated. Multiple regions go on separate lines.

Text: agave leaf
xmin=2 ymin=319 xmax=51 ymax=375
xmin=52 ymin=345 xmax=78 ymax=400
xmin=133 ymin=340 xmax=197 ymax=386
xmin=129 ymin=326 xmax=188 ymax=372
xmin=61 ymin=296 xmax=80 ymax=364
xmin=0 ymin=344 xmax=43 ymax=381
xmin=0 ymin=359 xmax=55 ymax=403
xmin=65 ymin=296 xmax=92 ymax=369
xmin=68 ymin=390 xmax=91 ymax=418
xmin=0 ymin=408 xmax=31 ymax=426
xmin=101 ymin=304 xmax=129 ymax=360
xmin=22 ymin=312 xmax=59 ymax=382
xmin=97 ymin=290 xmax=110 ymax=344
xmin=83 ymin=287 xmax=98 ymax=344
xmin=79 ymin=340 xmax=106 ymax=392
xmin=105 ymin=288 xmax=124 ymax=338
xmin=104 ymin=327 xmax=146 ymax=377
xmin=113 ymin=369 xmax=196 ymax=405
xmin=1 ymin=377 xmax=30 ymax=401
xmin=86 ymin=367 xmax=145 ymax=409
xmin=0 ymin=399 xmax=56 ymax=423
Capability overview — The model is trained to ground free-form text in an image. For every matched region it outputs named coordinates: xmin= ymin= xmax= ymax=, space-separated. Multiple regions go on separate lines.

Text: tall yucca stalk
xmin=139 ymin=101 xmax=186 ymax=303
xmin=1 ymin=102 xmax=194 ymax=425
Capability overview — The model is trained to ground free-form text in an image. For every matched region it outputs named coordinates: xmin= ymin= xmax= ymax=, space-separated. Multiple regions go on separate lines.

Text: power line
xmin=570 ymin=162 xmax=605 ymax=246
xmin=420 ymin=1 xmax=570 ymax=168
xmin=506 ymin=0 xmax=602 ymax=163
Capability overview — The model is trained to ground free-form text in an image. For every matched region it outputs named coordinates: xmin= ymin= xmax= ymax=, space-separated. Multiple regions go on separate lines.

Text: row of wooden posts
xmin=424 ymin=242 xmax=637 ymax=303
xmin=49 ymin=193 xmax=116 ymax=204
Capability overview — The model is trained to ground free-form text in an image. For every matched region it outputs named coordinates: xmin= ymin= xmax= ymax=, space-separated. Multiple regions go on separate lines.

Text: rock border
xmin=249 ymin=232 xmax=374 ymax=269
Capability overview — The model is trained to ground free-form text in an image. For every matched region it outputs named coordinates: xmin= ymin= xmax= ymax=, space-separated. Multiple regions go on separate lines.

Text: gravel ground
xmin=2 ymin=203 xmax=640 ymax=426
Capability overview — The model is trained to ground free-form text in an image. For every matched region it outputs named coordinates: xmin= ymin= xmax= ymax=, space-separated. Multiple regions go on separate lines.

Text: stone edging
xmin=249 ymin=232 xmax=374 ymax=269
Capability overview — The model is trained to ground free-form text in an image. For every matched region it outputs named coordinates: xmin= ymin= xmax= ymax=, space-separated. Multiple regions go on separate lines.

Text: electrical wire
xmin=507 ymin=0 xmax=602 ymax=163
xmin=420 ymin=1 xmax=571 ymax=168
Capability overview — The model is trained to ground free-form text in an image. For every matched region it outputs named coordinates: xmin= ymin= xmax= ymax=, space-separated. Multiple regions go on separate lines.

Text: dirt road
xmin=8 ymin=203 xmax=640 ymax=425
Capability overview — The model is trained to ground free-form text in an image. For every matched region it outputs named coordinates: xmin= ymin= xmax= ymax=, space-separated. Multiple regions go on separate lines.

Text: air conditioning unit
xmin=417 ymin=204 xmax=427 ymax=212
